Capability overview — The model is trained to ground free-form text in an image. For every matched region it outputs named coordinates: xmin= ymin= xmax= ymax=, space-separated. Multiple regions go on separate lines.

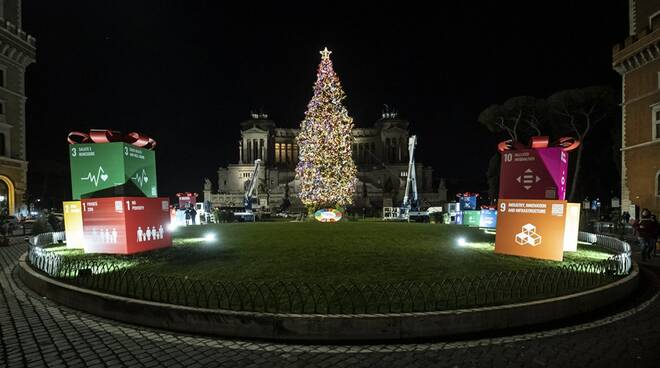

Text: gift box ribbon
xmin=67 ymin=129 xmax=157 ymax=150
xmin=456 ymin=192 xmax=480 ymax=198
xmin=497 ymin=136 xmax=579 ymax=153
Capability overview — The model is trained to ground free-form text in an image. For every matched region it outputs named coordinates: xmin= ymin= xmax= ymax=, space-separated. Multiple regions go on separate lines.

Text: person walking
xmin=190 ymin=205 xmax=197 ymax=225
xmin=633 ymin=209 xmax=659 ymax=261
xmin=184 ymin=207 xmax=191 ymax=226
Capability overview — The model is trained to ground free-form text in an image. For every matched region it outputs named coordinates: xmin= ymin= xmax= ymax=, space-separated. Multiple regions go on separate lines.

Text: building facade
xmin=612 ymin=0 xmax=660 ymax=215
xmin=204 ymin=111 xmax=446 ymax=214
xmin=0 ymin=0 xmax=35 ymax=216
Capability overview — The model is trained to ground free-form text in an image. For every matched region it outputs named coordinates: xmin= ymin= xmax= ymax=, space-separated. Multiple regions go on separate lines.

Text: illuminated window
xmin=275 ymin=143 xmax=280 ymax=162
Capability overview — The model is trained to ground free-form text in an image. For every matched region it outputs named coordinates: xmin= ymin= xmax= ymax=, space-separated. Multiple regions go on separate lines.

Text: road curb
xmin=18 ymin=252 xmax=639 ymax=342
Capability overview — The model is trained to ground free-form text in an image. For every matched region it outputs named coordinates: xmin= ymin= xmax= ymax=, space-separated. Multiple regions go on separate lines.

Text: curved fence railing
xmin=26 ymin=231 xmax=632 ymax=315
xmin=578 ymin=231 xmax=632 ymax=274
xmin=29 ymin=231 xmax=66 ymax=247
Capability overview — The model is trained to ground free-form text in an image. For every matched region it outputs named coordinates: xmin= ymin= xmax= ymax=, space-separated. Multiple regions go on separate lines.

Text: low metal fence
xmin=578 ymin=231 xmax=632 ymax=274
xmin=29 ymin=231 xmax=66 ymax=247
xmin=26 ymin=246 xmax=629 ymax=315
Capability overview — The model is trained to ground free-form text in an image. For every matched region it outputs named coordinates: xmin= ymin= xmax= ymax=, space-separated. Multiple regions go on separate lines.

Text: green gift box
xmin=69 ymin=142 xmax=158 ymax=199
xmin=462 ymin=210 xmax=481 ymax=227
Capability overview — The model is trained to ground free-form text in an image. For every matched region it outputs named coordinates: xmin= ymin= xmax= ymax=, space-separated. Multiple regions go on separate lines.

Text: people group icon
xmin=137 ymin=225 xmax=165 ymax=242
xmin=90 ymin=227 xmax=118 ymax=244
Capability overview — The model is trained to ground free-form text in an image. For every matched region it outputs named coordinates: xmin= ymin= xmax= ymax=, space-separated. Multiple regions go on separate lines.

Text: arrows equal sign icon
xmin=517 ymin=169 xmax=541 ymax=190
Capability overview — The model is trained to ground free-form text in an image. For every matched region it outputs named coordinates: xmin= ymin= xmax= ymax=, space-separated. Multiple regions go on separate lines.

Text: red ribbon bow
xmin=456 ymin=192 xmax=480 ymax=198
xmin=67 ymin=129 xmax=157 ymax=150
xmin=497 ymin=136 xmax=579 ymax=153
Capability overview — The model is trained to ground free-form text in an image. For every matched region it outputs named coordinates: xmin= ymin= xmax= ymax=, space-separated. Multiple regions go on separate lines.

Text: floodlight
xmin=204 ymin=232 xmax=216 ymax=242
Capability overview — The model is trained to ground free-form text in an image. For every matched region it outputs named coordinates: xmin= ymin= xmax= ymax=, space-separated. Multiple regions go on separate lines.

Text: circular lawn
xmin=50 ymin=222 xmax=613 ymax=285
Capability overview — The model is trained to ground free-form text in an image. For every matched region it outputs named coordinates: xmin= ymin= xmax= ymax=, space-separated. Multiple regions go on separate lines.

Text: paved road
xmin=2 ymin=241 xmax=660 ymax=367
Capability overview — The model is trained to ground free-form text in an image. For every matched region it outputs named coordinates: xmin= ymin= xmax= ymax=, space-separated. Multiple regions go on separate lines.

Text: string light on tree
xmin=295 ymin=47 xmax=357 ymax=211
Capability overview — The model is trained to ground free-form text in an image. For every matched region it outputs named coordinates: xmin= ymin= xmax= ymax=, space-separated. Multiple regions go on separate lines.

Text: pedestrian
xmin=190 ymin=205 xmax=197 ymax=225
xmin=184 ymin=207 xmax=191 ymax=226
xmin=633 ymin=209 xmax=659 ymax=261
xmin=622 ymin=211 xmax=631 ymax=224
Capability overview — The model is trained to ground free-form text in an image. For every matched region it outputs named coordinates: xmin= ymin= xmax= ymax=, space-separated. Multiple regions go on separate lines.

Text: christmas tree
xmin=295 ymin=48 xmax=357 ymax=211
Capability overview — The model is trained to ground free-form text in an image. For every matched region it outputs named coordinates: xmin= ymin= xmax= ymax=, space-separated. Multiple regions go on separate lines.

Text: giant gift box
xmin=81 ymin=197 xmax=171 ymax=254
xmin=495 ymin=199 xmax=569 ymax=261
xmin=499 ymin=147 xmax=568 ymax=200
xmin=458 ymin=195 xmax=478 ymax=210
xmin=497 ymin=137 xmax=579 ymax=201
xmin=462 ymin=210 xmax=481 ymax=227
xmin=69 ymin=142 xmax=157 ymax=199
xmin=479 ymin=209 xmax=497 ymax=228
xmin=63 ymin=201 xmax=84 ymax=248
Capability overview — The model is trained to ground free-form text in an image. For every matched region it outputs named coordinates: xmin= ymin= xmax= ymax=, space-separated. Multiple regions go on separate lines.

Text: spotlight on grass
xmin=204 ymin=232 xmax=217 ymax=242
xmin=456 ymin=237 xmax=467 ymax=246
xmin=167 ymin=223 xmax=179 ymax=232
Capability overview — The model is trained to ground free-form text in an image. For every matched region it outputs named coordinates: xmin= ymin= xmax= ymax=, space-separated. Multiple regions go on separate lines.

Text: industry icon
xmin=515 ymin=224 xmax=542 ymax=246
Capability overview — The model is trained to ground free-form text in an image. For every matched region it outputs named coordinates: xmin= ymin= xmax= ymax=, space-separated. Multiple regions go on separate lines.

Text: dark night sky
xmin=21 ymin=1 xmax=628 ymax=204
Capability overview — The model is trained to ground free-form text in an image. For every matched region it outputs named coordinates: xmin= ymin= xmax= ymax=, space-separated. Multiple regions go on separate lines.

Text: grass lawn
xmin=46 ymin=222 xmax=612 ymax=285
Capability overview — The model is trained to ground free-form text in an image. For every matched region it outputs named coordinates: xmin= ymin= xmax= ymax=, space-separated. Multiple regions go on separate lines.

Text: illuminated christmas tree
xmin=295 ymin=47 xmax=357 ymax=211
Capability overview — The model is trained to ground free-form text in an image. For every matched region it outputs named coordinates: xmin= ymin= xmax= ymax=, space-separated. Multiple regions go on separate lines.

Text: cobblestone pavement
xmin=2 ymin=241 xmax=660 ymax=367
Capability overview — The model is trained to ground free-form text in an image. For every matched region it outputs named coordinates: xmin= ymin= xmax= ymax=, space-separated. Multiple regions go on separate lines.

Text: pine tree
xmin=295 ymin=48 xmax=357 ymax=211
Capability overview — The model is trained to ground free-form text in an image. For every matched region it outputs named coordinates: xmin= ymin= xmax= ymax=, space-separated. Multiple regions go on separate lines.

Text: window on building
xmin=0 ymin=69 xmax=4 ymax=88
xmin=0 ymin=132 xmax=5 ymax=156
xmin=0 ymin=101 xmax=4 ymax=115
xmin=657 ymin=171 xmax=660 ymax=197
xmin=651 ymin=11 xmax=660 ymax=30
xmin=654 ymin=105 xmax=660 ymax=140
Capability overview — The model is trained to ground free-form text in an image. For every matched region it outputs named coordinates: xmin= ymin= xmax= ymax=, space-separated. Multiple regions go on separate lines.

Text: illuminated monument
xmin=204 ymin=110 xmax=447 ymax=214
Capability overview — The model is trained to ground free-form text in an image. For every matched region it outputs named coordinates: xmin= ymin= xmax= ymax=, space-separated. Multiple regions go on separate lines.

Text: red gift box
xmin=81 ymin=196 xmax=172 ymax=254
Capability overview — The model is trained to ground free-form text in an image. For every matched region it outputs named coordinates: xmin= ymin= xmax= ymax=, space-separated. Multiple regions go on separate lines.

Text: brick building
xmin=612 ymin=0 xmax=660 ymax=216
